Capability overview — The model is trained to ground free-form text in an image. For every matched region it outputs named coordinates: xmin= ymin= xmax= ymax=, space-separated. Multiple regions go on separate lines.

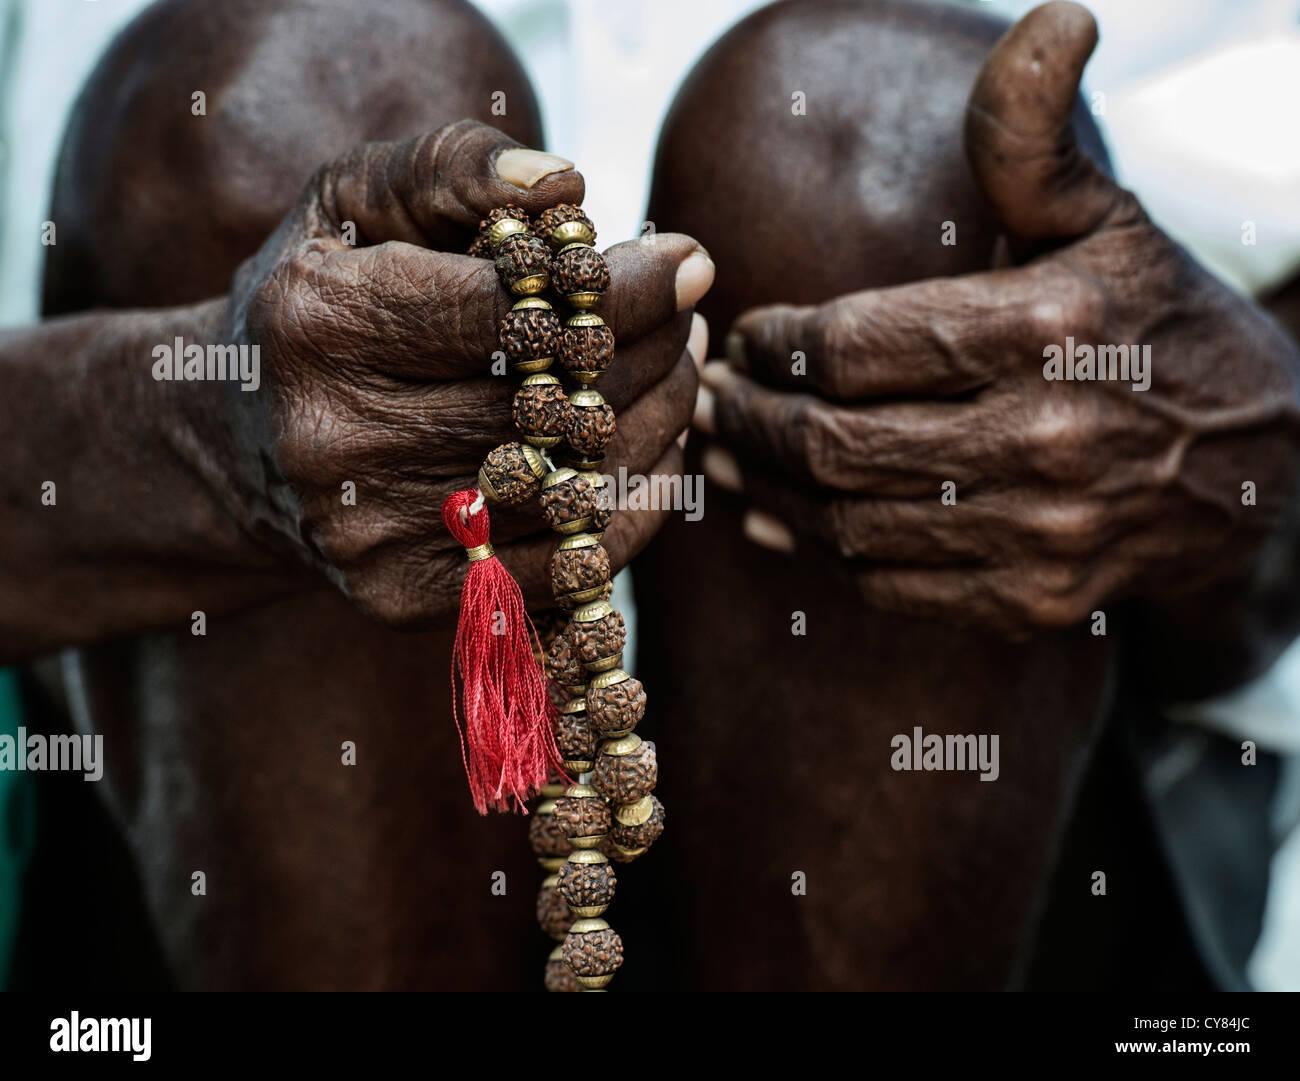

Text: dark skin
xmin=12 ymin=0 xmax=1299 ymax=989
xmin=636 ymin=0 xmax=1300 ymax=989
xmin=19 ymin=0 xmax=704 ymax=989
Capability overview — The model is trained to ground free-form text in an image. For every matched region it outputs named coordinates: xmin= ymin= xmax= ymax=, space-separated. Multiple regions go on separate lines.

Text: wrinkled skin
xmin=37 ymin=0 xmax=700 ymax=989
xmin=630 ymin=0 xmax=1300 ymax=990
xmin=26 ymin=0 xmax=1300 ymax=990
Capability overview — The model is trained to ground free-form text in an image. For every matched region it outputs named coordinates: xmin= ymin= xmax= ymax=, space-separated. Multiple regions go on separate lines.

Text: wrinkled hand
xmin=697 ymin=1 xmax=1300 ymax=634
xmin=213 ymin=120 xmax=710 ymax=626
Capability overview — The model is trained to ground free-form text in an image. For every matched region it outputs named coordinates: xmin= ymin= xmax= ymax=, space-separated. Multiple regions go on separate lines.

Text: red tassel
xmin=441 ymin=489 xmax=564 ymax=814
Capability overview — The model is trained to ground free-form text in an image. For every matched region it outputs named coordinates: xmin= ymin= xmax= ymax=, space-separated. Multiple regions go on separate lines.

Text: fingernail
xmin=495 ymin=148 xmax=574 ymax=189
xmin=700 ymin=360 xmax=734 ymax=391
xmin=702 ymin=444 xmax=741 ymax=492
xmin=675 ymin=250 xmax=715 ymax=311
xmin=693 ymin=385 xmax=715 ymax=434
xmin=725 ymin=330 xmax=747 ymax=370
xmin=743 ymin=509 xmax=796 ymax=553
xmin=686 ymin=313 xmax=708 ymax=369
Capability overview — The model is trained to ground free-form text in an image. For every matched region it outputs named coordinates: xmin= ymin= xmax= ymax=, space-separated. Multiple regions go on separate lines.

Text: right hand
xmin=213 ymin=120 xmax=711 ymax=627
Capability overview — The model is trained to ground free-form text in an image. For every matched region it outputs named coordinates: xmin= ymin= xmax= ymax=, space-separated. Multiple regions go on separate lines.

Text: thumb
xmin=964 ymin=1 xmax=1130 ymax=245
xmin=308 ymin=119 xmax=585 ymax=250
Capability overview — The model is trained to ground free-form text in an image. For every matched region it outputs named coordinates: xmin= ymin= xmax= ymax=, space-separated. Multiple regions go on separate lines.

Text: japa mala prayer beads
xmin=439 ymin=201 xmax=664 ymax=992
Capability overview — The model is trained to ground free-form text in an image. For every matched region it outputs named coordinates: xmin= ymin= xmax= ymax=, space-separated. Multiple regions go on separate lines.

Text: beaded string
xmin=469 ymin=204 xmax=665 ymax=992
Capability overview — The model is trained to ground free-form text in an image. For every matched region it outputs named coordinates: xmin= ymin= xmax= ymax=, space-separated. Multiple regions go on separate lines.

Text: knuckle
xmin=1030 ymin=501 xmax=1105 ymax=558
xmin=1026 ymin=270 xmax=1105 ymax=344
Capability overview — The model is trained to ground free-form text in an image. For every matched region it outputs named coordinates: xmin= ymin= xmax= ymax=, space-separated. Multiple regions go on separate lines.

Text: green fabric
xmin=0 ymin=668 xmax=35 ymax=987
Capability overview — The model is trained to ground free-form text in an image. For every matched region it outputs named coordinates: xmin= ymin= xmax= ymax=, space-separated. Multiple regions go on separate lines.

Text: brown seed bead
xmin=610 ymin=795 xmax=665 ymax=851
xmin=512 ymin=378 xmax=570 ymax=448
xmin=567 ymin=395 xmax=616 ymax=458
xmin=536 ymin=204 xmax=596 ymax=249
xmin=540 ymin=471 xmax=599 ymax=534
xmin=591 ymin=494 xmax=614 ymax=535
xmin=467 ymin=232 xmax=493 ymax=259
xmin=562 ymin=927 xmax=624 ymax=978
xmin=558 ymin=318 xmax=615 ymax=382
xmin=572 ymin=608 xmax=626 ymax=668
xmin=544 ymin=956 xmax=582 ymax=992
xmin=545 ymin=628 xmax=584 ymax=690
xmin=552 ymin=244 xmax=610 ymax=302
xmin=498 ymin=304 xmax=562 ymax=372
xmin=532 ymin=608 xmax=568 ymax=650
xmin=479 ymin=442 xmax=546 ymax=505
xmin=586 ymin=674 xmax=646 ymax=738
xmin=536 ymin=883 xmax=573 ymax=939
xmin=593 ymin=739 xmax=658 ymax=803
xmin=558 ymin=861 xmax=617 ymax=910
xmin=553 ymin=794 xmax=612 ymax=841
xmin=550 ymin=543 xmax=611 ymax=610
xmin=552 ymin=706 xmax=596 ymax=762
xmin=495 ymin=232 xmax=551 ymax=295
xmin=528 ymin=812 xmax=572 ymax=860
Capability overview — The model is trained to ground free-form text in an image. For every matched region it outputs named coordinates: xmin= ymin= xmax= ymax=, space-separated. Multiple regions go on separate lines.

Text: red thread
xmin=441 ymin=489 xmax=565 ymax=814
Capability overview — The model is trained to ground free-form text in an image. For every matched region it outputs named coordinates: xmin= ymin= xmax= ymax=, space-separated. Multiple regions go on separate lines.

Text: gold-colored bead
xmin=548 ymin=944 xmax=564 ymax=963
xmin=566 ymin=292 xmax=601 ymax=309
xmin=610 ymin=843 xmax=647 ymax=860
xmin=569 ymin=835 xmax=605 ymax=850
xmin=565 ymin=312 xmax=606 ymax=330
xmin=568 ymin=388 xmax=606 ymax=409
xmin=573 ymin=600 xmax=613 ymax=623
xmin=536 ymin=799 xmax=558 ymax=816
xmin=614 ymin=796 xmax=654 ymax=827
xmin=602 ymin=733 xmax=642 ymax=758
xmin=588 ymin=667 xmax=629 ymax=691
xmin=562 ymin=683 xmax=588 ymax=697
xmin=487 ymin=217 xmax=528 ymax=251
xmin=548 ymin=221 xmax=595 ymax=249
xmin=569 ymin=904 xmax=608 ymax=918
xmin=585 ymin=654 xmax=621 ymax=673
xmin=511 ymin=272 xmax=550 ymax=297
xmin=522 ymin=372 xmax=561 ymax=388
xmin=512 ymin=296 xmax=553 ymax=311
xmin=563 ymin=759 xmax=593 ymax=775
xmin=513 ymin=356 xmax=553 ymax=375
xmin=578 ymin=977 xmax=612 ymax=991
xmin=561 ymin=696 xmax=587 ymax=715
xmin=538 ymin=857 xmax=565 ymax=872
xmin=541 ymin=873 xmax=559 ymax=889
xmin=543 ymin=467 xmax=577 ymax=490
xmin=566 ymin=848 xmax=608 ymax=866
xmin=540 ymin=781 xmax=566 ymax=799
xmin=558 ymin=532 xmax=598 ymax=551
xmin=568 ymin=917 xmax=609 ymax=935
xmin=564 ymin=782 xmax=599 ymax=799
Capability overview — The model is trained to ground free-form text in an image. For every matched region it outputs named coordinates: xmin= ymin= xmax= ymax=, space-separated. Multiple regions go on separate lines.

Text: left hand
xmin=696 ymin=1 xmax=1300 ymax=635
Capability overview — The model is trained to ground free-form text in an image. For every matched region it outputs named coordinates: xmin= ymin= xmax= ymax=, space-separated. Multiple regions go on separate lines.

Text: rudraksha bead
xmin=536 ymin=879 xmax=573 ymax=939
xmin=540 ymin=469 xmax=598 ymax=535
xmin=566 ymin=389 xmax=616 ymax=458
xmin=593 ymin=736 xmax=658 ymax=803
xmin=571 ymin=602 xmax=626 ymax=671
xmin=553 ymin=700 xmax=596 ymax=762
xmin=478 ymin=442 xmax=546 ymax=505
xmin=589 ymin=478 xmax=614 ymax=537
xmin=536 ymin=204 xmax=596 ymax=250
xmin=559 ymin=314 xmax=614 ymax=385
xmin=545 ymin=945 xmax=582 ymax=992
xmin=532 ymin=608 xmax=568 ymax=650
xmin=512 ymin=374 xmax=570 ymax=449
xmin=550 ymin=535 xmax=611 ymax=610
xmin=553 ymin=786 xmax=612 ymax=842
xmin=562 ymin=920 xmax=624 ymax=984
xmin=498 ymin=300 xmax=561 ymax=374
xmin=551 ymin=244 xmax=610 ymax=308
xmin=545 ymin=628 xmax=585 ymax=692
xmin=558 ymin=858 xmax=617 ymax=912
xmin=610 ymin=794 xmax=665 ymax=853
xmin=476 ymin=205 xmax=530 ymax=253
xmin=495 ymin=232 xmax=551 ymax=296
xmin=528 ymin=809 xmax=572 ymax=860
xmin=586 ymin=669 xmax=646 ymax=738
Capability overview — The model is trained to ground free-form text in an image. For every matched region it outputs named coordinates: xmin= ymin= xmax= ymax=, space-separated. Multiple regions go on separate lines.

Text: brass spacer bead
xmin=568 ymin=917 xmax=610 ymax=935
xmin=522 ymin=372 xmax=562 ymax=387
xmin=487 ymin=217 xmax=528 ymax=252
xmin=578 ymin=976 xmax=613 ymax=990
xmin=561 ymin=696 xmax=587 ymax=715
xmin=602 ymin=733 xmax=642 ymax=758
xmin=511 ymin=273 xmax=550 ymax=297
xmin=563 ymin=759 xmax=593 ymax=775
xmin=566 ymin=848 xmax=609 ymax=865
xmin=573 ymin=599 xmax=613 ymax=623
xmin=614 ymin=796 xmax=654 ymax=827
xmin=536 ymin=799 xmax=558 ymax=816
xmin=568 ymin=388 xmax=606 ymax=409
xmin=569 ymin=904 xmax=609 ymax=918
xmin=588 ymin=667 xmax=629 ymax=691
xmin=565 ymin=311 xmax=606 ymax=329
xmin=569 ymin=834 xmax=605 ymax=850
xmin=558 ymin=532 xmax=599 ymax=551
xmin=512 ymin=296 xmax=553 ymax=311
xmin=548 ymin=221 xmax=595 ymax=249
xmin=541 ymin=873 xmax=559 ymax=889
xmin=566 ymin=292 xmax=602 ymax=310
xmin=584 ymin=654 xmax=622 ymax=673
xmin=538 ymin=857 xmax=565 ymax=873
